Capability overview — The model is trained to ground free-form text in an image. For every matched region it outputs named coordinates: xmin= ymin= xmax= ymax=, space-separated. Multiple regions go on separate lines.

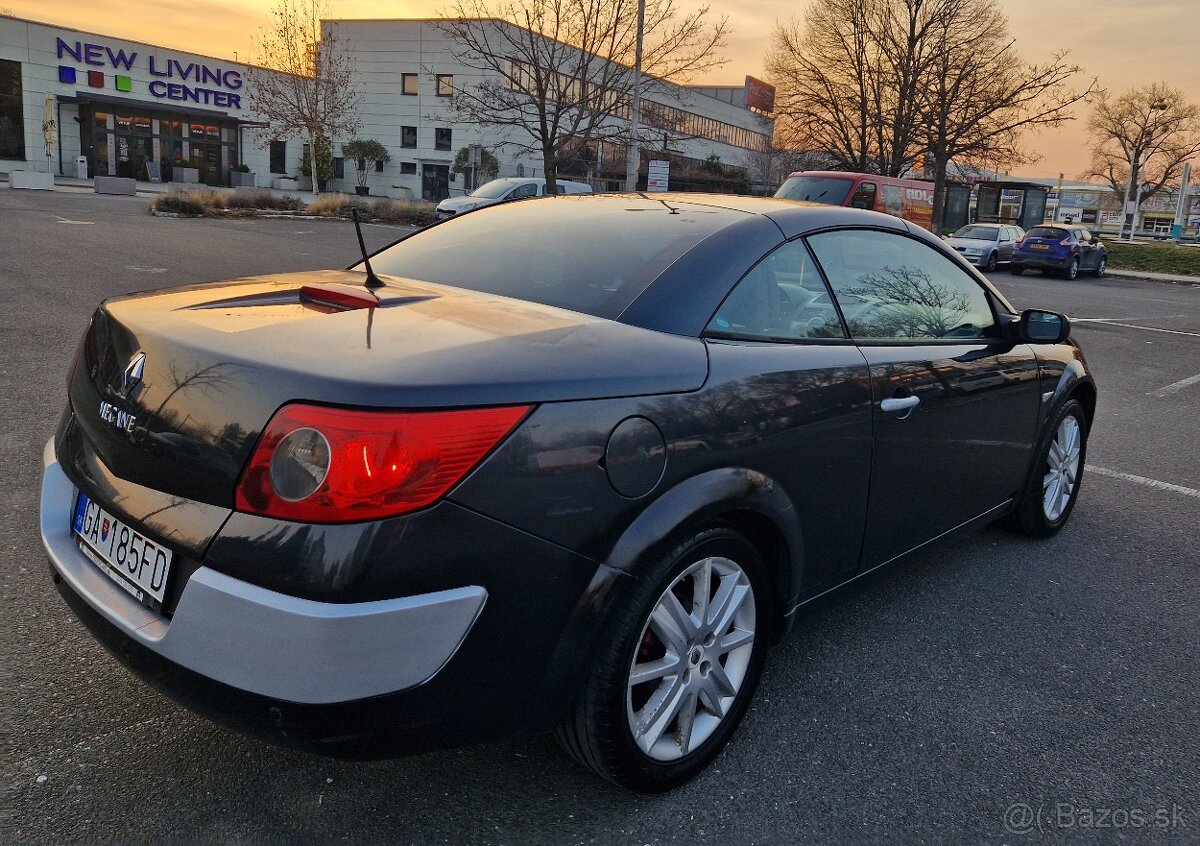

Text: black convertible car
xmin=40 ymin=194 xmax=1095 ymax=791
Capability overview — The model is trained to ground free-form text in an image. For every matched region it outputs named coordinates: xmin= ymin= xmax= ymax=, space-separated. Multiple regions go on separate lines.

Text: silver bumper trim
xmin=40 ymin=439 xmax=487 ymax=704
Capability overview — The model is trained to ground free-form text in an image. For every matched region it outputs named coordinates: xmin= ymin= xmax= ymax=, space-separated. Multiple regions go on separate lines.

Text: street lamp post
xmin=624 ymin=0 xmax=646 ymax=192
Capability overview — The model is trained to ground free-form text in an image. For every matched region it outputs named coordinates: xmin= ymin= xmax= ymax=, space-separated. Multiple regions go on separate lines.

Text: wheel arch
xmin=604 ymin=467 xmax=803 ymax=634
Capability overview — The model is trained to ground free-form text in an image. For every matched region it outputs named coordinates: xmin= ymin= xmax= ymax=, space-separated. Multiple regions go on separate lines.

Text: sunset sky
xmin=7 ymin=0 xmax=1198 ymax=180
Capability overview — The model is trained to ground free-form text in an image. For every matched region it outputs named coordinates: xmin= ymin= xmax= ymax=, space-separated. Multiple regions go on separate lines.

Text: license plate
xmin=1031 ymin=243 xmax=1050 ymax=250
xmin=72 ymin=493 xmax=172 ymax=607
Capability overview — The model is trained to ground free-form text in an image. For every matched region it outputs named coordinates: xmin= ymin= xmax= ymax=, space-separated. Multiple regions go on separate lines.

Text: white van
xmin=435 ymin=177 xmax=592 ymax=219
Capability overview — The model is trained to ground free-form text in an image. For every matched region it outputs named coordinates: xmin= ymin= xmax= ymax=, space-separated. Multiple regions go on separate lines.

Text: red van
xmin=775 ymin=171 xmax=935 ymax=231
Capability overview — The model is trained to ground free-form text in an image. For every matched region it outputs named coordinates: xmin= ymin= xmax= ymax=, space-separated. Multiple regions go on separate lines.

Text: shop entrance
xmin=422 ymin=164 xmax=450 ymax=202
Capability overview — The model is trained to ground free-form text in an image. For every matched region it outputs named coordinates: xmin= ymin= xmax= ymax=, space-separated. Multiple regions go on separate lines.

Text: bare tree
xmin=920 ymin=0 xmax=1095 ymax=231
xmin=1084 ymin=83 xmax=1200 ymax=212
xmin=246 ymin=0 xmax=361 ymax=195
xmin=740 ymin=142 xmax=826 ymax=193
xmin=766 ymin=0 xmax=938 ymax=177
xmin=437 ymin=0 xmax=728 ymax=194
xmin=767 ymin=0 xmax=1094 ymax=232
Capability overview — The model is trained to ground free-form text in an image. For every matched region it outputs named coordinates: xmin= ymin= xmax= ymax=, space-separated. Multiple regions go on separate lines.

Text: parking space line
xmin=1150 ymin=373 xmax=1200 ymax=397
xmin=1085 ymin=465 xmax=1200 ymax=499
xmin=1077 ymin=320 xmax=1200 ymax=338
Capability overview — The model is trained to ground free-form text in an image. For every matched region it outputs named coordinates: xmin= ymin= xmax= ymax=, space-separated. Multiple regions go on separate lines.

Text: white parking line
xmin=1150 ymin=373 xmax=1200 ymax=397
xmin=1085 ymin=465 xmax=1200 ymax=499
xmin=1077 ymin=320 xmax=1200 ymax=338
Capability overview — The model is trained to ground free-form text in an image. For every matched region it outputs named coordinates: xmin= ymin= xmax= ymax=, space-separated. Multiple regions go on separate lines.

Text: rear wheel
xmin=1010 ymin=264 xmax=1025 ymax=275
xmin=1063 ymin=256 xmax=1080 ymax=280
xmin=556 ymin=527 xmax=769 ymax=792
xmin=1005 ymin=398 xmax=1088 ymax=537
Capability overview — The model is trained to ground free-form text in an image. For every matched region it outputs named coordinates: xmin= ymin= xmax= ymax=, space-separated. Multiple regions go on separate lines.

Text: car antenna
xmin=352 ymin=207 xmax=385 ymax=290
xmin=657 ymin=198 xmax=680 ymax=215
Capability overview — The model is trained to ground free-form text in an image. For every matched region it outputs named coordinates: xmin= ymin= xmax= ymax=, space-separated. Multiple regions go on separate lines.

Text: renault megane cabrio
xmin=40 ymin=194 xmax=1095 ymax=792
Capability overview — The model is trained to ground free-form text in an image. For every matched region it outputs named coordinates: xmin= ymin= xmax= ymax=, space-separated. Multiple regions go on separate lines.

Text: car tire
xmin=1005 ymin=398 xmax=1089 ymax=537
xmin=556 ymin=526 xmax=770 ymax=792
xmin=1092 ymin=256 xmax=1107 ymax=277
xmin=1063 ymin=256 xmax=1080 ymax=280
xmin=1010 ymin=264 xmax=1024 ymax=275
xmin=985 ymin=252 xmax=998 ymax=272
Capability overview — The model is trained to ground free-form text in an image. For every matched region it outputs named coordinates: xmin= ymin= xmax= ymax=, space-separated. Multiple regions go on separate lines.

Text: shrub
xmin=306 ymin=193 xmax=352 ymax=216
xmin=371 ymin=199 xmax=439 ymax=227
xmin=152 ymin=191 xmax=206 ymax=215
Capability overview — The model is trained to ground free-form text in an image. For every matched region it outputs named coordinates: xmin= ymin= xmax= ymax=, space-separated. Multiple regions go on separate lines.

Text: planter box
xmin=354 ymin=185 xmax=371 ymax=196
xmin=174 ymin=167 xmax=200 ymax=184
xmin=298 ymin=176 xmax=313 ymax=191
xmin=94 ymin=176 xmax=137 ymax=196
xmin=230 ymin=171 xmax=256 ymax=188
xmin=9 ymin=170 xmax=55 ymax=190
xmin=274 ymin=178 xmax=299 ymax=191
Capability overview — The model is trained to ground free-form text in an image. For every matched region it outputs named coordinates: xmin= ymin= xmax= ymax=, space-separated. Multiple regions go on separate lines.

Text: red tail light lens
xmin=235 ymin=403 xmax=530 ymax=523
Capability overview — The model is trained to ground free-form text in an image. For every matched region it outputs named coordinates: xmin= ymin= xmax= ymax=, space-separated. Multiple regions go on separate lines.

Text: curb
xmin=149 ymin=210 xmax=419 ymax=227
xmin=1106 ymin=268 xmax=1200 ymax=286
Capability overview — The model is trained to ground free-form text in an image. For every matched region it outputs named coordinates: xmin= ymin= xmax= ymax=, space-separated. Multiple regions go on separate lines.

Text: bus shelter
xmin=975 ymin=181 xmax=1049 ymax=230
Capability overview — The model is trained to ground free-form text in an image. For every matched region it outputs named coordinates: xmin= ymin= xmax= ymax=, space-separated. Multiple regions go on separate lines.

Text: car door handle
xmin=880 ymin=396 xmax=921 ymax=414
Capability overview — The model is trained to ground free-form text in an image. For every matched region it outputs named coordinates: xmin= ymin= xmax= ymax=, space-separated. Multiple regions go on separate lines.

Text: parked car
xmin=775 ymin=170 xmax=935 ymax=231
xmin=1012 ymin=225 xmax=1108 ymax=279
xmin=435 ymin=177 xmax=592 ymax=218
xmin=41 ymin=194 xmax=1095 ymax=792
xmin=945 ymin=223 xmax=1025 ymax=271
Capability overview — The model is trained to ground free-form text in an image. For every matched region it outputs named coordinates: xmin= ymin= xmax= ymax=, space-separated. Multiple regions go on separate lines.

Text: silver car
xmin=945 ymin=223 xmax=1025 ymax=272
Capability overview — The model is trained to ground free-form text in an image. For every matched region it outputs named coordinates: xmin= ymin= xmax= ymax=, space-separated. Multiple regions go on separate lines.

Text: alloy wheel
xmin=626 ymin=556 xmax=756 ymax=761
xmin=1043 ymin=415 xmax=1082 ymax=522
xmin=1067 ymin=258 xmax=1079 ymax=279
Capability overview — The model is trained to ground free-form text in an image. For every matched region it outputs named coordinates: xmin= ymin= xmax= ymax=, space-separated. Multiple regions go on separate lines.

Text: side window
xmin=705 ymin=240 xmax=847 ymax=341
xmin=511 ymin=182 xmax=538 ymax=199
xmin=850 ymin=182 xmax=877 ymax=210
xmin=807 ymin=229 xmax=997 ymax=341
xmin=881 ymin=184 xmax=903 ymax=216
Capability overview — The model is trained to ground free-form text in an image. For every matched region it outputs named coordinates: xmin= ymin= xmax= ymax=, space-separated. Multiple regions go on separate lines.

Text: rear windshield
xmin=1025 ymin=227 xmax=1068 ymax=239
xmin=775 ymin=176 xmax=854 ymax=205
xmin=367 ymin=196 xmax=746 ymax=319
xmin=952 ymin=225 xmax=1000 ymax=240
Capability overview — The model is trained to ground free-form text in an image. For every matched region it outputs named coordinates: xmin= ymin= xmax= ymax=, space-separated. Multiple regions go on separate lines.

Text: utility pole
xmin=1172 ymin=162 xmax=1192 ymax=242
xmin=624 ymin=0 xmax=645 ymax=192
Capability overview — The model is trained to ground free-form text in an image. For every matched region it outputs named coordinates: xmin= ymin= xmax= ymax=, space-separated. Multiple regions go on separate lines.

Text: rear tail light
xmin=235 ymin=403 xmax=531 ymax=523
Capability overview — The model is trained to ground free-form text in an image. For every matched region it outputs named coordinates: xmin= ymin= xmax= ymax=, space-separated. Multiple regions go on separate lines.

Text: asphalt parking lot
xmin=2 ymin=189 xmax=1197 ymax=845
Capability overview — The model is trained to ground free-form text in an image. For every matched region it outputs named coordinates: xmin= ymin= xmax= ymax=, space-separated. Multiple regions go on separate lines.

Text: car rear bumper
xmin=1014 ymin=252 xmax=1070 ymax=269
xmin=41 ymin=438 xmax=487 ymax=705
xmin=41 ymin=435 xmax=622 ymax=754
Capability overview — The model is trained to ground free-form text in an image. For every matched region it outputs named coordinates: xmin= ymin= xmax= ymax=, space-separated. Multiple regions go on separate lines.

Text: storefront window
xmin=0 ymin=59 xmax=25 ymax=159
xmin=270 ymin=140 xmax=287 ymax=174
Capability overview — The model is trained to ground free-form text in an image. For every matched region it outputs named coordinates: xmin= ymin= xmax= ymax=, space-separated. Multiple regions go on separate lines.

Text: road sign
xmin=646 ymin=160 xmax=669 ymax=192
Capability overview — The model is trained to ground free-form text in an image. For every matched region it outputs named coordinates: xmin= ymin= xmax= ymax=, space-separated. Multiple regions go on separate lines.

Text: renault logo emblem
xmin=121 ymin=352 xmax=146 ymax=395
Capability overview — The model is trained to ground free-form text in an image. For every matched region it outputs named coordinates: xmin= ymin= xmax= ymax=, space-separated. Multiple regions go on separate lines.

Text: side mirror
xmin=1090 ymin=235 xmax=1101 ymax=245
xmin=1018 ymin=309 xmax=1070 ymax=343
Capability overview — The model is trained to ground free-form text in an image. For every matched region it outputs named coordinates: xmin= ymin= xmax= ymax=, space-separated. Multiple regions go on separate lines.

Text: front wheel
xmin=1092 ymin=255 xmax=1107 ymax=277
xmin=556 ymin=527 xmax=770 ymax=792
xmin=984 ymin=252 xmax=998 ymax=272
xmin=1005 ymin=398 xmax=1089 ymax=537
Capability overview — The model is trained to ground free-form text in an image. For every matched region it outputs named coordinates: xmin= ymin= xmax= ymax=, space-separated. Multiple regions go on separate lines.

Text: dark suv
xmin=1012 ymin=225 xmax=1107 ymax=279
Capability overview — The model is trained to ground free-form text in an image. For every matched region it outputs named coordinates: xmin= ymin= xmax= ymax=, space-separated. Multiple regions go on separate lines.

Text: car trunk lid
xmin=67 ymin=270 xmax=708 ymax=508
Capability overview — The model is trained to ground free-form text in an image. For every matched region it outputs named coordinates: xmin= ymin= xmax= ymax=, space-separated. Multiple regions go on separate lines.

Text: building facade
xmin=0 ymin=15 xmax=303 ymax=185
xmin=1 ymin=14 xmax=773 ymax=200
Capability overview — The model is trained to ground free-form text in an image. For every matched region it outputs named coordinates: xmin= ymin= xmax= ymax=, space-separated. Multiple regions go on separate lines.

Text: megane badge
xmin=121 ymin=352 xmax=146 ymax=395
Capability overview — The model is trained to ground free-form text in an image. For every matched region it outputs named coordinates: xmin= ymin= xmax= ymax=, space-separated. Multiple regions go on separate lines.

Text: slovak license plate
xmin=72 ymin=493 xmax=172 ymax=607
xmin=1031 ymin=243 xmax=1050 ymax=250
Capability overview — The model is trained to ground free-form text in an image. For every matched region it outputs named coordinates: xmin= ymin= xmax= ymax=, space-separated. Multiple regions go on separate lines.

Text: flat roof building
xmin=1 ymin=14 xmax=773 ymax=200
